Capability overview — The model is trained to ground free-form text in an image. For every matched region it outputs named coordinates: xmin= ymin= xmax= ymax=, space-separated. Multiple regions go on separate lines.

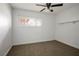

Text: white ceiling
xmin=10 ymin=3 xmax=79 ymax=14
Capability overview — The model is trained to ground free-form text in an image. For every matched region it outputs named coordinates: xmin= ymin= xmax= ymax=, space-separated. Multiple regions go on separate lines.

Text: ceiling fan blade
xmin=36 ymin=4 xmax=46 ymax=7
xmin=40 ymin=8 xmax=45 ymax=12
xmin=51 ymin=4 xmax=63 ymax=7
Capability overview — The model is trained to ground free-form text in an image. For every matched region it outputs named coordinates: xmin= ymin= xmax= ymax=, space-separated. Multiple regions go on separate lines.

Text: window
xmin=19 ymin=16 xmax=42 ymax=27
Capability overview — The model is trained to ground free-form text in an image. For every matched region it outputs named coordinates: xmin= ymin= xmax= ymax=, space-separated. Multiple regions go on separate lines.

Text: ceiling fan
xmin=36 ymin=3 xmax=63 ymax=12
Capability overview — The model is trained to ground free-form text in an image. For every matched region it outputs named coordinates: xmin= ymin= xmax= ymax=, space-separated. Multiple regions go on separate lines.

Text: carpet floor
xmin=7 ymin=40 xmax=79 ymax=56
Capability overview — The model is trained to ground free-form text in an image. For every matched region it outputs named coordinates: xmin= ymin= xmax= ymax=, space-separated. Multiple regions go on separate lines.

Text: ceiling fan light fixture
xmin=50 ymin=10 xmax=53 ymax=12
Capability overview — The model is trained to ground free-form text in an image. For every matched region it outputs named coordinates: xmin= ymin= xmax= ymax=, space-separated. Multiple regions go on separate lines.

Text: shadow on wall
xmin=0 ymin=27 xmax=12 ymax=55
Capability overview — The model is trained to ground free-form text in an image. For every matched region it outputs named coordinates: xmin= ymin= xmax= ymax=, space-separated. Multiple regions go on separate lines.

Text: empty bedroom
xmin=0 ymin=3 xmax=79 ymax=56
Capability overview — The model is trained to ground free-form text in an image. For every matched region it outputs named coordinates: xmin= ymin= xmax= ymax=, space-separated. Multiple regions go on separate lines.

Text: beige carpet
xmin=7 ymin=40 xmax=79 ymax=56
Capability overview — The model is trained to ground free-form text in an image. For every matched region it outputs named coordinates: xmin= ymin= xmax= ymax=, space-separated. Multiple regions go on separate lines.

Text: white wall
xmin=0 ymin=4 xmax=12 ymax=55
xmin=55 ymin=5 xmax=79 ymax=49
xmin=12 ymin=8 xmax=56 ymax=45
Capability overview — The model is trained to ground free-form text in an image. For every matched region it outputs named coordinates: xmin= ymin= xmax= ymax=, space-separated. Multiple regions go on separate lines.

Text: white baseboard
xmin=13 ymin=39 xmax=55 ymax=46
xmin=57 ymin=39 xmax=79 ymax=49
xmin=3 ymin=46 xmax=12 ymax=56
